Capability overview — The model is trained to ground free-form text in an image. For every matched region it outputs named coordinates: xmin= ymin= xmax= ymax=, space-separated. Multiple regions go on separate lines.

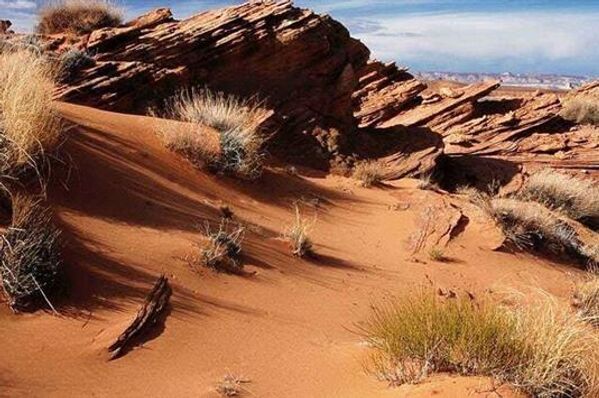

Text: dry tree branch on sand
xmin=187 ymin=219 xmax=246 ymax=274
xmin=0 ymin=50 xmax=62 ymax=181
xmin=37 ymin=0 xmax=123 ymax=35
xmin=284 ymin=204 xmax=314 ymax=257
xmin=153 ymin=88 xmax=270 ymax=180
xmin=361 ymin=292 xmax=599 ymax=397
xmin=0 ymin=194 xmax=62 ymax=312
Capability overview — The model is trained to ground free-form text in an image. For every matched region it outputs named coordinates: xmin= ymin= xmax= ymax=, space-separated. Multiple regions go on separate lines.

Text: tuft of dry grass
xmin=216 ymin=373 xmax=251 ymax=397
xmin=520 ymin=169 xmax=599 ymax=231
xmin=155 ymin=88 xmax=269 ymax=180
xmin=0 ymin=50 xmax=61 ymax=179
xmin=417 ymin=174 xmax=439 ymax=191
xmin=560 ymin=98 xmax=599 ymax=126
xmin=361 ymin=292 xmax=599 ymax=397
xmin=284 ymin=205 xmax=313 ymax=257
xmin=574 ymin=275 xmax=599 ymax=327
xmin=428 ymin=247 xmax=447 ymax=262
xmin=353 ymin=160 xmax=385 ymax=187
xmin=0 ymin=194 xmax=62 ymax=312
xmin=189 ymin=219 xmax=245 ymax=274
xmin=37 ymin=0 xmax=123 ymax=35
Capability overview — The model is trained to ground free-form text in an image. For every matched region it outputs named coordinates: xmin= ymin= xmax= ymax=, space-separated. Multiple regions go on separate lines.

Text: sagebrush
xmin=155 ymin=88 xmax=269 ymax=180
xmin=0 ymin=194 xmax=62 ymax=312
xmin=560 ymin=98 xmax=599 ymax=126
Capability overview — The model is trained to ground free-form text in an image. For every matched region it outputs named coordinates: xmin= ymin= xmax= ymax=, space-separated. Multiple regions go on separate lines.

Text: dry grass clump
xmin=353 ymin=160 xmax=385 ymax=187
xmin=417 ymin=174 xmax=439 ymax=191
xmin=560 ymin=98 xmax=599 ymax=126
xmin=37 ymin=0 xmax=123 ymax=35
xmin=284 ymin=205 xmax=313 ymax=257
xmin=156 ymin=89 xmax=269 ymax=180
xmin=0 ymin=194 xmax=62 ymax=312
xmin=361 ymin=293 xmax=599 ymax=397
xmin=574 ymin=275 xmax=599 ymax=327
xmin=192 ymin=219 xmax=245 ymax=274
xmin=216 ymin=373 xmax=251 ymax=397
xmin=428 ymin=247 xmax=447 ymax=262
xmin=0 ymin=50 xmax=61 ymax=178
xmin=520 ymin=169 xmax=599 ymax=231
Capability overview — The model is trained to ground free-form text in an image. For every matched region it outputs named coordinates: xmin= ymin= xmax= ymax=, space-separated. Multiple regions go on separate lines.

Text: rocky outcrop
xmin=50 ymin=2 xmax=597 ymax=181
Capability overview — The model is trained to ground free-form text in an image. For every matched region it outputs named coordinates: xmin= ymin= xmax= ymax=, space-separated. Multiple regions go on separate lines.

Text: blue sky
xmin=3 ymin=1 xmax=598 ymax=76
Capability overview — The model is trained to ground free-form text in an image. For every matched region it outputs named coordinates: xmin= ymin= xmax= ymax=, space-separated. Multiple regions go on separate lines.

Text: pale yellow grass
xmin=284 ymin=205 xmax=314 ymax=257
xmin=362 ymin=292 xmax=599 ymax=397
xmin=0 ymin=51 xmax=61 ymax=176
xmin=353 ymin=160 xmax=385 ymax=187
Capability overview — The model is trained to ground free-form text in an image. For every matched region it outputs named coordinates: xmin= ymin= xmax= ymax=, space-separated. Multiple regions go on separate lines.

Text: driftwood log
xmin=107 ymin=274 xmax=171 ymax=360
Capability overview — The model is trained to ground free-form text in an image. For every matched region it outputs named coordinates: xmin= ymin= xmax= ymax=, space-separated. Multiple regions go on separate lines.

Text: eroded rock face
xmin=50 ymin=2 xmax=597 ymax=181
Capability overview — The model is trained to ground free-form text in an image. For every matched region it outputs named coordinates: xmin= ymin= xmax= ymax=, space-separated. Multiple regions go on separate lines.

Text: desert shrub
xmin=0 ymin=35 xmax=44 ymax=55
xmin=574 ymin=275 xmax=599 ymax=327
xmin=284 ymin=205 xmax=313 ymax=257
xmin=0 ymin=194 xmax=62 ymax=312
xmin=191 ymin=219 xmax=245 ymax=274
xmin=519 ymin=169 xmax=599 ymax=231
xmin=428 ymin=247 xmax=446 ymax=262
xmin=560 ymin=98 xmax=599 ymax=126
xmin=37 ymin=0 xmax=123 ymax=35
xmin=156 ymin=88 xmax=268 ymax=180
xmin=58 ymin=49 xmax=95 ymax=82
xmin=0 ymin=50 xmax=61 ymax=179
xmin=487 ymin=198 xmax=597 ymax=266
xmin=362 ymin=293 xmax=599 ymax=397
xmin=216 ymin=373 xmax=250 ymax=397
xmin=417 ymin=174 xmax=439 ymax=191
xmin=353 ymin=161 xmax=385 ymax=187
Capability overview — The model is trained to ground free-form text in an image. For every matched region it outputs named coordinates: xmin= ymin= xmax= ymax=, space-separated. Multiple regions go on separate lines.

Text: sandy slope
xmin=0 ymin=103 xmax=584 ymax=397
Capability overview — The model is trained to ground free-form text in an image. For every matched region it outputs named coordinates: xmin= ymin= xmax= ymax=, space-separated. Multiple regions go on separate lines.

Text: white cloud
xmin=352 ymin=11 xmax=599 ymax=74
xmin=0 ymin=0 xmax=35 ymax=10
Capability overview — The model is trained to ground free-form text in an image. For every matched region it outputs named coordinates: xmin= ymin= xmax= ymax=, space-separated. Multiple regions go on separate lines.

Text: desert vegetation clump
xmin=192 ymin=219 xmax=245 ymax=274
xmin=284 ymin=205 xmax=313 ymax=257
xmin=156 ymin=89 xmax=269 ymax=180
xmin=574 ymin=275 xmax=599 ymax=327
xmin=519 ymin=169 xmax=599 ymax=230
xmin=0 ymin=194 xmax=62 ymax=312
xmin=58 ymin=49 xmax=95 ymax=82
xmin=37 ymin=0 xmax=123 ymax=35
xmin=560 ymin=98 xmax=599 ymax=126
xmin=361 ymin=293 xmax=599 ymax=397
xmin=353 ymin=160 xmax=385 ymax=187
xmin=0 ymin=50 xmax=61 ymax=179
xmin=216 ymin=373 xmax=251 ymax=397
xmin=428 ymin=247 xmax=447 ymax=262
xmin=417 ymin=174 xmax=439 ymax=191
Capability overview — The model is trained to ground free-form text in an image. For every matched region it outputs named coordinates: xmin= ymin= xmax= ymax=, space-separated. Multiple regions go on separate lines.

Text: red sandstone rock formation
xmin=50 ymin=1 xmax=597 ymax=181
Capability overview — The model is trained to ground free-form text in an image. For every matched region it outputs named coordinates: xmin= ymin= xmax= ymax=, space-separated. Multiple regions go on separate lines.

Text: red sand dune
xmin=0 ymin=103 xmax=583 ymax=397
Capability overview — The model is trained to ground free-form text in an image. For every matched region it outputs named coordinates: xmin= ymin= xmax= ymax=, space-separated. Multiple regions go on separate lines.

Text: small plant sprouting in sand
xmin=560 ymin=98 xmax=599 ymax=126
xmin=573 ymin=275 xmax=599 ymax=327
xmin=216 ymin=373 xmax=251 ymax=397
xmin=285 ymin=205 xmax=314 ymax=258
xmin=428 ymin=247 xmax=447 ymax=262
xmin=353 ymin=160 xmax=385 ymax=188
xmin=519 ymin=169 xmax=599 ymax=231
xmin=193 ymin=219 xmax=245 ymax=274
xmin=37 ymin=0 xmax=123 ymax=35
xmin=155 ymin=88 xmax=270 ymax=180
xmin=0 ymin=194 xmax=62 ymax=312
xmin=361 ymin=292 xmax=599 ymax=397
xmin=0 ymin=50 xmax=62 ymax=180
